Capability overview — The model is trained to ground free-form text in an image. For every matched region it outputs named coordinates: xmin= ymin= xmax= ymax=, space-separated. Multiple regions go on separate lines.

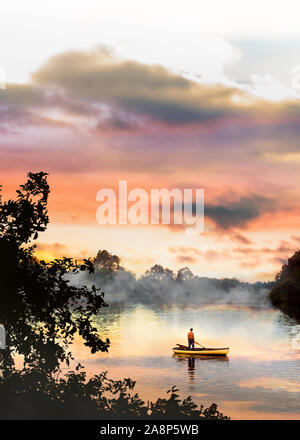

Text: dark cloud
xmin=168 ymin=193 xmax=276 ymax=232
xmin=0 ymin=83 xmax=94 ymax=130
xmin=0 ymin=83 xmax=46 ymax=130
xmin=31 ymin=47 xmax=190 ymax=96
xmin=94 ymin=110 xmax=140 ymax=132
xmin=233 ymin=240 xmax=296 ymax=260
xmin=231 ymin=232 xmax=253 ymax=245
xmin=0 ymin=83 xmax=44 ymax=106
xmin=0 ymin=105 xmax=73 ymax=132
xmin=30 ymin=46 xmax=243 ymax=125
xmin=176 ymin=255 xmax=198 ymax=264
xmin=1 ymin=46 xmax=300 ymax=135
xmin=205 ymin=194 xmax=275 ymax=229
xmin=118 ymin=95 xmax=227 ymax=124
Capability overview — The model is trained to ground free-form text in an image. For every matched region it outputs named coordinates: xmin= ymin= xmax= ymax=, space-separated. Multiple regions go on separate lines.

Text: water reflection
xmin=173 ymin=354 xmax=229 ymax=381
xmin=188 ymin=357 xmax=195 ymax=380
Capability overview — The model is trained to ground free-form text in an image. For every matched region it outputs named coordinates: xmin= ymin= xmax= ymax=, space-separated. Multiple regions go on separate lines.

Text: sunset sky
xmin=1 ymin=1 xmax=300 ymax=281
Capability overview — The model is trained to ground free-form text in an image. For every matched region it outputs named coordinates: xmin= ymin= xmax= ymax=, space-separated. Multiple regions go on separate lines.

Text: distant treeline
xmin=68 ymin=250 xmax=274 ymax=306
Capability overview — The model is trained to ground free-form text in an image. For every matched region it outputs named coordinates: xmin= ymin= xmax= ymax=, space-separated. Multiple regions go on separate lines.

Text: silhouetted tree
xmin=176 ymin=267 xmax=194 ymax=282
xmin=219 ymin=278 xmax=241 ymax=292
xmin=143 ymin=264 xmax=175 ymax=281
xmin=0 ymin=172 xmax=109 ymax=375
xmin=269 ymin=250 xmax=300 ymax=320
xmin=93 ymin=250 xmax=123 ymax=272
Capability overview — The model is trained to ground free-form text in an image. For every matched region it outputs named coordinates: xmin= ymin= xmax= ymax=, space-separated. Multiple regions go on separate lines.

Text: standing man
xmin=188 ymin=328 xmax=195 ymax=349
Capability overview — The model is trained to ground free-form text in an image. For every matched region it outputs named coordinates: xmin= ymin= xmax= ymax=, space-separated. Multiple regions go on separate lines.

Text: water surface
xmin=72 ymin=304 xmax=300 ymax=419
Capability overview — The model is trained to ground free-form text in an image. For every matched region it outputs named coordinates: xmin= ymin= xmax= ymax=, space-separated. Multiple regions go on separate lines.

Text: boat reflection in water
xmin=173 ymin=353 xmax=229 ymax=381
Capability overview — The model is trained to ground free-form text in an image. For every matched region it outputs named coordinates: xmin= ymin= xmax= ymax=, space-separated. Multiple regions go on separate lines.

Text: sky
xmin=1 ymin=0 xmax=300 ymax=281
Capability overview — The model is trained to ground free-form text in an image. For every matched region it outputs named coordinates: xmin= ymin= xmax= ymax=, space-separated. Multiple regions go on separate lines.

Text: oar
xmin=195 ymin=341 xmax=206 ymax=349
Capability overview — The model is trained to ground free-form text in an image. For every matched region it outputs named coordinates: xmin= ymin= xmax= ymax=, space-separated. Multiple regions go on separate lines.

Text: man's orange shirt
xmin=188 ymin=331 xmax=194 ymax=340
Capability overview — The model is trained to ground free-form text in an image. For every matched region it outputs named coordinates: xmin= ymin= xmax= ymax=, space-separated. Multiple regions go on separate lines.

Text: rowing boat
xmin=172 ymin=346 xmax=229 ymax=356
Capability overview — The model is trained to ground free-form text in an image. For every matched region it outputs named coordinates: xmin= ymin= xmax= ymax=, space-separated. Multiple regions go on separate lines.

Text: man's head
xmin=190 ymin=328 xmax=193 ymax=331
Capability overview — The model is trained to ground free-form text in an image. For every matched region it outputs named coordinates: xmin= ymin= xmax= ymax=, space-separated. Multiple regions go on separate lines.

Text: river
xmin=71 ymin=303 xmax=300 ymax=419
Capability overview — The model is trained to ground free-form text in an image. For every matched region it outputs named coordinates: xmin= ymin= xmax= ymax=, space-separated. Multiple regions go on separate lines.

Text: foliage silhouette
xmin=269 ymin=250 xmax=300 ymax=320
xmin=0 ymin=172 xmax=109 ymax=375
xmin=0 ymin=368 xmax=229 ymax=419
xmin=0 ymin=172 xmax=229 ymax=419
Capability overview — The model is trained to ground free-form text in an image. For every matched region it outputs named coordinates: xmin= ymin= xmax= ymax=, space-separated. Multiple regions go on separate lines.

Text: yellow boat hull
xmin=173 ymin=347 xmax=229 ymax=356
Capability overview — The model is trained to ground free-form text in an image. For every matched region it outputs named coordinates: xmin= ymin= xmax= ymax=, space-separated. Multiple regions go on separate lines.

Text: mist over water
xmin=67 ymin=268 xmax=273 ymax=307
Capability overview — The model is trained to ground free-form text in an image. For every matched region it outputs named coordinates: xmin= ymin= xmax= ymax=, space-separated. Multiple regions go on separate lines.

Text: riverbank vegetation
xmin=69 ymin=249 xmax=273 ymax=306
xmin=269 ymin=251 xmax=300 ymax=320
